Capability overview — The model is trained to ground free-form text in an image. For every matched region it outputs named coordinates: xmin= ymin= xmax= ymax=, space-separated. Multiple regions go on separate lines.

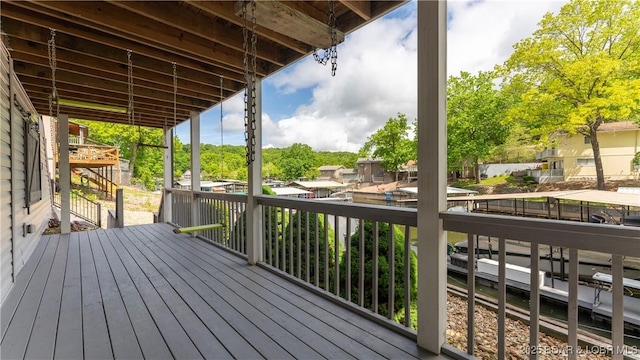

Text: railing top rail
xmin=440 ymin=212 xmax=640 ymax=257
xmin=194 ymin=190 xmax=248 ymax=202
xmin=257 ymin=195 xmax=418 ymax=226
xmin=72 ymin=144 xmax=119 ymax=149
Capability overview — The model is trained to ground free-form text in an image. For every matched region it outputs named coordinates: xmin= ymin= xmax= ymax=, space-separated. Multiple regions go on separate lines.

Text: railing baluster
xmin=267 ymin=206 xmax=273 ymax=265
xmin=305 ymin=211 xmax=310 ymax=283
xmin=359 ymin=220 xmax=365 ymax=307
xmin=334 ymin=215 xmax=340 ymax=296
xmin=530 ymin=243 xmax=540 ymax=360
xmin=324 ymin=213 xmax=329 ymax=291
xmin=498 ymin=238 xmax=506 ymax=359
xmin=467 ymin=233 xmax=475 ymax=356
xmin=346 ymin=217 xmax=352 ymax=303
xmin=373 ymin=221 xmax=379 ymax=314
xmin=388 ymin=222 xmax=395 ymax=319
xmin=611 ymin=254 xmax=624 ymax=360
xmin=289 ymin=208 xmax=294 ymax=275
xmin=568 ymin=248 xmax=578 ymax=360
xmin=280 ymin=206 xmax=286 ymax=271
xmin=314 ymin=214 xmax=319 ymax=287
xmin=297 ymin=210 xmax=302 ymax=279
xmin=404 ymin=226 xmax=411 ymax=327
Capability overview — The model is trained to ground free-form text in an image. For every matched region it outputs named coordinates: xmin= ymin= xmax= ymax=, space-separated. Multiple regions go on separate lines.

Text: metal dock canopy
xmin=448 ymin=190 xmax=640 ymax=207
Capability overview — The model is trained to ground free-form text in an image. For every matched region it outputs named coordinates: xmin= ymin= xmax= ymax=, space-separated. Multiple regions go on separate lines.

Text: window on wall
xmin=576 ymin=158 xmax=595 ymax=167
xmin=583 ymin=136 xmax=591 ymax=144
xmin=24 ymin=115 xmax=42 ymax=206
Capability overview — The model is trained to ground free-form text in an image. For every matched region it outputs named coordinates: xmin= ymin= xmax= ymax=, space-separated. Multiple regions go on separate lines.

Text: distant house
xmin=288 ymin=180 xmax=346 ymax=198
xmin=271 ymin=187 xmax=312 ymax=198
xmin=341 ymin=169 xmax=358 ymax=184
xmin=182 ymin=170 xmax=192 ymax=181
xmin=357 ymin=158 xmax=385 ymax=183
xmin=533 ymin=121 xmax=640 ymax=183
xmin=317 ymin=165 xmax=345 ymax=181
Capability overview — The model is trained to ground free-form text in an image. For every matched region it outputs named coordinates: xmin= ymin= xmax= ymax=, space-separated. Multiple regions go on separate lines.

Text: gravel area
xmin=446 ymin=293 xmax=620 ymax=359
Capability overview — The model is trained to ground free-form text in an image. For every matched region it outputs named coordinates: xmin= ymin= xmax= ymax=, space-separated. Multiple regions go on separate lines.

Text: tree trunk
xmin=474 ymin=157 xmax=481 ymax=184
xmin=122 ymin=142 xmax=138 ymax=186
xmin=590 ymin=123 xmax=605 ymax=190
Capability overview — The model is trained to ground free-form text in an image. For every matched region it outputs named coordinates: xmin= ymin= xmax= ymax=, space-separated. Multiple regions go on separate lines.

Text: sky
xmin=175 ymin=0 xmax=566 ymax=152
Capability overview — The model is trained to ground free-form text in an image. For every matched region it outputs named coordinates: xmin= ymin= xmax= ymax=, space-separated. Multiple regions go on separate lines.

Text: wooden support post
xmin=115 ymin=188 xmax=124 ymax=228
xmin=247 ymin=79 xmax=263 ymax=265
xmin=416 ymin=0 xmax=446 ymax=353
xmin=59 ymin=114 xmax=71 ymax=234
xmin=163 ymin=126 xmax=173 ymax=223
xmin=190 ymin=111 xmax=201 ymax=236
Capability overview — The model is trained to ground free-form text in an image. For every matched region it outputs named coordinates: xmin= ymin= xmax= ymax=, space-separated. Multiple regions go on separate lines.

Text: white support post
xmin=246 ymin=79 xmax=263 ymax=265
xmin=59 ymin=114 xmax=71 ymax=234
xmin=190 ymin=112 xmax=201 ymax=235
xmin=163 ymin=126 xmax=173 ymax=224
xmin=416 ymin=0 xmax=447 ymax=353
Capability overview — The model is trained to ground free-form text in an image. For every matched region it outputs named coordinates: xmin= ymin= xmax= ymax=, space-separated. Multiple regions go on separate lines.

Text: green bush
xmin=339 ymin=221 xmax=418 ymax=319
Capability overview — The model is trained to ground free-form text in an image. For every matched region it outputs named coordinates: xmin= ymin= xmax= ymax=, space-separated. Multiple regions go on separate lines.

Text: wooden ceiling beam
xmin=12 ymin=50 xmax=219 ymax=103
xmin=338 ymin=0 xmax=371 ymax=21
xmin=20 ymin=0 xmax=270 ymax=76
xmin=13 ymin=62 xmax=212 ymax=109
xmin=188 ymin=1 xmax=311 ymax=55
xmin=2 ymin=18 xmax=244 ymax=96
xmin=108 ymin=0 xmax=286 ymax=67
xmin=8 ymin=38 xmax=231 ymax=100
xmin=234 ymin=1 xmax=345 ymax=50
xmin=26 ymin=88 xmax=189 ymax=120
xmin=1 ymin=3 xmax=248 ymax=84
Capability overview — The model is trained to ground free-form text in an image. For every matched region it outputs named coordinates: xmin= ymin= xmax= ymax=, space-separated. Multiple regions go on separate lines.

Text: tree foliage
xmin=279 ymin=143 xmax=318 ymax=181
xmin=502 ymin=0 xmax=640 ymax=189
xmin=361 ymin=113 xmax=413 ymax=181
xmin=447 ymin=71 xmax=510 ymax=183
xmin=339 ymin=221 xmax=417 ymax=319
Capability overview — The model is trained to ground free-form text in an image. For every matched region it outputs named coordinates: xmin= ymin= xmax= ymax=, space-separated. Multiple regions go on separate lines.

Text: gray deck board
xmin=23 ymin=234 xmax=68 ymax=359
xmin=1 ymin=234 xmax=59 ymax=360
xmin=88 ymin=230 xmax=144 ymax=359
xmin=78 ymin=230 xmax=114 ymax=359
xmin=1 ymin=223 xmax=446 ymax=360
xmin=54 ymin=232 xmax=83 ymax=359
xmin=96 ymin=229 xmax=174 ymax=359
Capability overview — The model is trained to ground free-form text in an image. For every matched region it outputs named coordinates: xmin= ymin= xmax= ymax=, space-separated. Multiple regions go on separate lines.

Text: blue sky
xmin=176 ymin=0 xmax=565 ymax=152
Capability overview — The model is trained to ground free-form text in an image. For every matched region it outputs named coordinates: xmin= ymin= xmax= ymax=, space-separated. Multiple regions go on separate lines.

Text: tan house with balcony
xmin=532 ymin=122 xmax=640 ymax=183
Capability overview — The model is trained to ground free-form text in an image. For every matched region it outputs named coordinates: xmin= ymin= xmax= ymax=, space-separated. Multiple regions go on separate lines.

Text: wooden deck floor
xmin=1 ymin=223 xmax=445 ymax=359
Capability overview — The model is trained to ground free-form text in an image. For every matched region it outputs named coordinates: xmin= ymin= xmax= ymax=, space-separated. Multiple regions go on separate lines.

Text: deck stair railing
xmin=53 ymin=190 xmax=102 ymax=228
xmin=440 ymin=211 xmax=640 ymax=359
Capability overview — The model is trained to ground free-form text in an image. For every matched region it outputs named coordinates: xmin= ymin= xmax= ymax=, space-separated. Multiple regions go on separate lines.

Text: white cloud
xmin=184 ymin=0 xmax=566 ymax=151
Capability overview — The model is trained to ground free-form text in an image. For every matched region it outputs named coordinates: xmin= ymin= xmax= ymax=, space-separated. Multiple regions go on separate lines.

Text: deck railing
xmin=53 ymin=190 xmax=102 ymax=227
xmin=441 ymin=212 xmax=640 ymax=359
xmin=68 ymin=144 xmax=119 ymax=162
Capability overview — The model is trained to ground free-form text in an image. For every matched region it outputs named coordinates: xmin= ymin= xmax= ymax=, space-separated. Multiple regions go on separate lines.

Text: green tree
xmin=447 ymin=71 xmax=510 ymax=183
xmin=339 ymin=221 xmax=417 ymax=319
xmin=279 ymin=143 xmax=317 ymax=181
xmin=361 ymin=113 xmax=413 ymax=181
xmin=502 ymin=0 xmax=640 ymax=189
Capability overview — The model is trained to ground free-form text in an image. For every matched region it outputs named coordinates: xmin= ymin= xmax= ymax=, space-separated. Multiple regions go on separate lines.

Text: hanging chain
xmin=313 ymin=0 xmax=338 ymax=76
xmin=242 ymin=1 xmax=257 ymax=165
xmin=47 ymin=28 xmax=59 ymax=117
xmin=220 ymin=75 xmax=224 ymax=178
xmin=172 ymin=62 xmax=177 ymax=127
xmin=127 ymin=49 xmax=134 ymax=125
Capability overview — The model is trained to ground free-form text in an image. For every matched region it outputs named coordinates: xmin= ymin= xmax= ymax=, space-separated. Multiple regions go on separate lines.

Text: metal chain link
xmin=127 ymin=49 xmax=134 ymax=125
xmin=172 ymin=62 xmax=177 ymax=127
xmin=312 ymin=0 xmax=338 ymax=76
xmin=242 ymin=1 xmax=257 ymax=165
xmin=47 ymin=28 xmax=58 ymax=117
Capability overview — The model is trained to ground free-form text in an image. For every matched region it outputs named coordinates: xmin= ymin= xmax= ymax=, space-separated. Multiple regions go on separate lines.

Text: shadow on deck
xmin=0 ymin=223 xmax=446 ymax=359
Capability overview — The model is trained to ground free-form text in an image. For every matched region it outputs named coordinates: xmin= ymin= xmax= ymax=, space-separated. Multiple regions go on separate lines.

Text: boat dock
xmin=448 ymin=259 xmax=640 ymax=331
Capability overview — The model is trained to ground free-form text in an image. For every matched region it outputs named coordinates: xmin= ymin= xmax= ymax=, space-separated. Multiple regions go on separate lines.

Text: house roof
xmin=342 ymin=169 xmax=358 ymax=174
xmin=357 ymin=158 xmax=383 ymax=164
xmin=289 ymin=180 xmax=346 ymax=189
xmin=597 ymin=121 xmax=639 ymax=132
xmin=318 ymin=165 xmax=345 ymax=171
xmin=2 ymin=1 xmax=407 ymax=128
xmin=271 ymin=187 xmax=312 ymax=196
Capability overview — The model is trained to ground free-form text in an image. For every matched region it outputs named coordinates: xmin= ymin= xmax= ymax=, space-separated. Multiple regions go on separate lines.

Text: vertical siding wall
xmin=0 ymin=43 xmax=53 ymax=305
xmin=0 ymin=42 xmax=13 ymax=303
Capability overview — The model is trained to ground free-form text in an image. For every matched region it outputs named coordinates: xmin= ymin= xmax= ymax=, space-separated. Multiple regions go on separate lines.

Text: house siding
xmin=1 ymin=43 xmax=53 ymax=305
xmin=556 ymin=129 xmax=640 ymax=181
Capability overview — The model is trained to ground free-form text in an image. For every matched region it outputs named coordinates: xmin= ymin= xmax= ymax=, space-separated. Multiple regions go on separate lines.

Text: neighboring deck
xmin=0 ymin=223 xmax=443 ymax=359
